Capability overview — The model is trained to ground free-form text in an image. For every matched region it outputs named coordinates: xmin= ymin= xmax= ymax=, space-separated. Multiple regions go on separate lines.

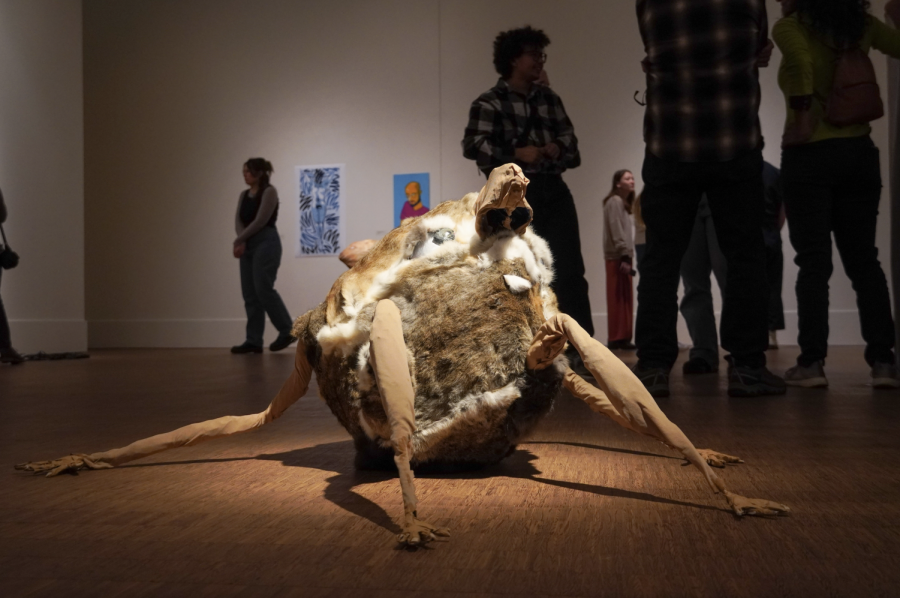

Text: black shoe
xmin=682 ymin=356 xmax=718 ymax=375
xmin=269 ymin=334 xmax=296 ymax=352
xmin=0 ymin=348 xmax=25 ymax=365
xmin=632 ymin=363 xmax=670 ymax=398
xmin=727 ymin=360 xmax=786 ymax=397
xmin=231 ymin=342 xmax=263 ymax=354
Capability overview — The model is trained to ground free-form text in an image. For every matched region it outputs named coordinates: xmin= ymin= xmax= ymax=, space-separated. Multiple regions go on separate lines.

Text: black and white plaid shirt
xmin=462 ymin=78 xmax=580 ymax=176
xmin=637 ymin=0 xmax=768 ymax=162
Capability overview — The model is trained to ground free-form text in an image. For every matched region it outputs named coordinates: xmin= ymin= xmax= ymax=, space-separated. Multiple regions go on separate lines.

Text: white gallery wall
xmin=70 ymin=0 xmax=895 ymax=347
xmin=0 ymin=0 xmax=85 ymax=353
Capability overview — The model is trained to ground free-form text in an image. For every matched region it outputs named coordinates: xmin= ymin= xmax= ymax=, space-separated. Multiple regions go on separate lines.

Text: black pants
xmin=239 ymin=227 xmax=293 ymax=346
xmin=525 ymin=173 xmax=594 ymax=336
xmin=764 ymin=233 xmax=785 ymax=331
xmin=637 ymin=149 xmax=769 ymax=369
xmin=781 ymin=136 xmax=895 ymax=367
xmin=0 ymin=268 xmax=10 ymax=351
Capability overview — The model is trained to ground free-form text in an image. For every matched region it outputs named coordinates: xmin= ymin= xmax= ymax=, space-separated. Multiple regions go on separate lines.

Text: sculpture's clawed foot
xmin=398 ymin=514 xmax=450 ymax=547
xmin=15 ymin=454 xmax=113 ymax=477
xmin=724 ymin=490 xmax=791 ymax=517
xmin=696 ymin=449 xmax=744 ymax=468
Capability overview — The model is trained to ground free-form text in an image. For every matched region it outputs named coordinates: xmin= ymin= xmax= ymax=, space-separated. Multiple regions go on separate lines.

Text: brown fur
xmin=296 ymin=224 xmax=566 ymax=471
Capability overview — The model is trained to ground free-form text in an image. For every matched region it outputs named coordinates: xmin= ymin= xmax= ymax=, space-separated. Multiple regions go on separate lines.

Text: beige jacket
xmin=603 ymin=195 xmax=634 ymax=261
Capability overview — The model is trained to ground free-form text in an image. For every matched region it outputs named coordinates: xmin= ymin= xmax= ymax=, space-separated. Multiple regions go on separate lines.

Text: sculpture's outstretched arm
xmin=16 ymin=340 xmax=313 ymax=476
xmin=527 ymin=314 xmax=790 ymax=518
xmin=369 ymin=299 xmax=450 ymax=546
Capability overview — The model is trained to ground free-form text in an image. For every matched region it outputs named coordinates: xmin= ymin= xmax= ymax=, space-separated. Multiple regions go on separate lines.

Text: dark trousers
xmin=636 ymin=149 xmax=769 ymax=370
xmin=0 ymin=268 xmax=10 ymax=351
xmin=239 ymin=227 xmax=293 ymax=346
xmin=679 ymin=196 xmax=728 ymax=368
xmin=781 ymin=136 xmax=895 ymax=367
xmin=526 ymin=173 xmax=594 ymax=336
xmin=764 ymin=234 xmax=785 ymax=331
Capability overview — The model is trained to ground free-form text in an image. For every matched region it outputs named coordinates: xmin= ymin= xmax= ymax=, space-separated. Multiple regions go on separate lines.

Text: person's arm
xmin=773 ymin=17 xmax=816 ymax=145
xmin=604 ymin=198 xmax=632 ymax=260
xmin=0 ymin=187 xmax=7 ymax=224
xmin=870 ymin=15 xmax=900 ymax=59
xmin=461 ymin=97 xmax=517 ymax=171
xmin=234 ymin=187 xmax=278 ymax=244
xmin=547 ymin=92 xmax=581 ymax=169
xmin=773 ymin=17 xmax=814 ymax=98
xmin=234 ymin=192 xmax=244 ymax=236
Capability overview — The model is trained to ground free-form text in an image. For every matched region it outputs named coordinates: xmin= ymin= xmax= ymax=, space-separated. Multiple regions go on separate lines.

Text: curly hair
xmin=795 ymin=0 xmax=871 ymax=47
xmin=492 ymin=26 xmax=550 ymax=79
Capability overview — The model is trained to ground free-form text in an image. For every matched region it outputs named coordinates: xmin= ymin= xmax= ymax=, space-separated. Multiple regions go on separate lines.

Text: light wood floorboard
xmin=1 ymin=346 xmax=898 ymax=597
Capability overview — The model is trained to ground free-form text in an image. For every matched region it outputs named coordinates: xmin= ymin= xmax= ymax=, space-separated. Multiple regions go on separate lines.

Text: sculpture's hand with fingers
xmin=724 ymin=491 xmax=791 ymax=517
xmin=16 ymin=454 xmax=113 ymax=477
xmin=398 ymin=511 xmax=451 ymax=546
xmin=695 ymin=449 xmax=744 ymax=468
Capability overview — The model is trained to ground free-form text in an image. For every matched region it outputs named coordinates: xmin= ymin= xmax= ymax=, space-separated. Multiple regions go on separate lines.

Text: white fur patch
xmin=419 ymin=214 xmax=458 ymax=233
xmin=475 ymin=234 xmax=547 ymax=287
xmin=356 ymin=342 xmax=374 ymax=391
xmin=317 ymin=320 xmax=369 ymax=357
xmin=503 ymin=274 xmax=532 ymax=293
xmin=413 ymin=382 xmax=522 ymax=451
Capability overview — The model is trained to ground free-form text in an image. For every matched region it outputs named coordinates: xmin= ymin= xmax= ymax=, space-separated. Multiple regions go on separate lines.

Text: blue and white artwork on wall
xmin=296 ymin=164 xmax=345 ymax=257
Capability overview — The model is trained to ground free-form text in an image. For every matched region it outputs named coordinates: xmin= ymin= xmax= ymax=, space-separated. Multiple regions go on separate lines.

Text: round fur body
xmin=297 ymin=245 xmax=566 ymax=471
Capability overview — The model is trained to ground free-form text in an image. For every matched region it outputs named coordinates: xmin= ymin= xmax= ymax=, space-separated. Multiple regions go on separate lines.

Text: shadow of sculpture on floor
xmin=118 ymin=438 xmax=722 ymax=535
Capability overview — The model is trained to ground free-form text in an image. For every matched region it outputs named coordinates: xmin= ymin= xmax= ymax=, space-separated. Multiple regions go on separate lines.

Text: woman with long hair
xmin=602 ymin=169 xmax=636 ymax=351
xmin=231 ymin=158 xmax=295 ymax=354
xmin=774 ymin=0 xmax=900 ymax=387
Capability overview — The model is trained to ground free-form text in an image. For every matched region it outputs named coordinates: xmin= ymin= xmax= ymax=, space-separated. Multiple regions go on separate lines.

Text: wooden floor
xmin=2 ymin=346 xmax=899 ymax=598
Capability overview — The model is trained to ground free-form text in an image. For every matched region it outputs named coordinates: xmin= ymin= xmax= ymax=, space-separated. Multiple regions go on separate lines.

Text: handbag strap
xmin=0 ymin=223 xmax=7 ymax=247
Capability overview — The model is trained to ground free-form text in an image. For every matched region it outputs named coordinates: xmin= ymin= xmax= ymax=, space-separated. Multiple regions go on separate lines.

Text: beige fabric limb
xmin=369 ymin=299 xmax=449 ymax=545
xmin=528 ymin=314 xmax=790 ymax=518
xmin=16 ymin=341 xmax=313 ymax=476
xmin=473 ymin=163 xmax=532 ymax=239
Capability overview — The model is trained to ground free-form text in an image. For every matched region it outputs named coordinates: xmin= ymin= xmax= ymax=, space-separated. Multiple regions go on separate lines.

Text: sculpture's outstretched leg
xmin=527 ymin=314 xmax=790 ymax=518
xmin=370 ymin=299 xmax=450 ymax=546
xmin=16 ymin=339 xmax=313 ymax=476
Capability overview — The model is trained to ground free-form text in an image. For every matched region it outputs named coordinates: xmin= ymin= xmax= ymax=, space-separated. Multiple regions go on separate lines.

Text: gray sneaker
xmin=871 ymin=362 xmax=900 ymax=389
xmin=784 ymin=361 xmax=828 ymax=388
xmin=632 ymin=363 xmax=670 ymax=398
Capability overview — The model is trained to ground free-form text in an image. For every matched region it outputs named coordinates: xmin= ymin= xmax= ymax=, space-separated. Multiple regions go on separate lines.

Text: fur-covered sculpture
xmin=16 ymin=164 xmax=789 ymax=545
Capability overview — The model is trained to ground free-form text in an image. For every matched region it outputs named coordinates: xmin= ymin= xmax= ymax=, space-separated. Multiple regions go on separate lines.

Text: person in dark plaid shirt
xmin=462 ymin=26 xmax=595 ymax=349
xmin=632 ymin=0 xmax=785 ymax=398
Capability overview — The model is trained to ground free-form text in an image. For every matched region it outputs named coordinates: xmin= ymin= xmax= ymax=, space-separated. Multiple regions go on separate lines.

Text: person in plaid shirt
xmin=462 ymin=26 xmax=595 ymax=360
xmin=632 ymin=0 xmax=785 ymax=398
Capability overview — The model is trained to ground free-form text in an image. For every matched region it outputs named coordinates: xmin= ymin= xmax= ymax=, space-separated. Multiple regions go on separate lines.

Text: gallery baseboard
xmin=80 ymin=310 xmax=869 ymax=348
xmin=8 ymin=319 xmax=88 ymax=354
xmin=88 ymin=319 xmax=251 ymax=348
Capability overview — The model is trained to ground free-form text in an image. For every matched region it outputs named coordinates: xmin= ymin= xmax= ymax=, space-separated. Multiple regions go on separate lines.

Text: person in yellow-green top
xmin=774 ymin=0 xmax=900 ymax=389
